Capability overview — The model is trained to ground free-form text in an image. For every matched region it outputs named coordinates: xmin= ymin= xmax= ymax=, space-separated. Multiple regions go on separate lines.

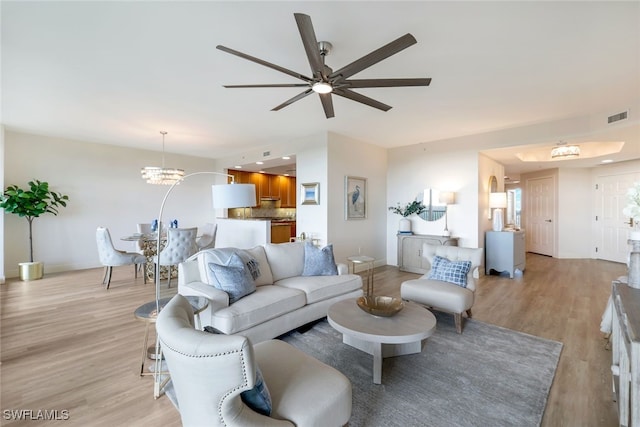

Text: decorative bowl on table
xmin=357 ymin=296 xmax=404 ymax=317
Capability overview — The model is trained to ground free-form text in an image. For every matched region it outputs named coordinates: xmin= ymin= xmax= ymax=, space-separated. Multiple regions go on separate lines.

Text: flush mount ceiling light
xmin=141 ymin=131 xmax=185 ymax=185
xmin=551 ymin=143 xmax=580 ymax=159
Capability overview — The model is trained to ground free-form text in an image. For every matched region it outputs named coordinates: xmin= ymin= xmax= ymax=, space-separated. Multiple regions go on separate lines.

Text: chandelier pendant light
xmin=141 ymin=131 xmax=185 ymax=185
xmin=551 ymin=142 xmax=580 ymax=159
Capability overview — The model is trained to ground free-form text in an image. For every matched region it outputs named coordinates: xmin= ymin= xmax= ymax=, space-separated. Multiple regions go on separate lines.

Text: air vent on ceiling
xmin=608 ymin=110 xmax=628 ymax=124
xmin=263 ymin=151 xmax=270 ymax=157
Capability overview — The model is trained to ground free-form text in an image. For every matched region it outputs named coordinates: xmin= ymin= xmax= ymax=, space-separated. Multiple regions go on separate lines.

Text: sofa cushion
xmin=208 ymin=253 xmax=256 ymax=303
xmin=264 ymin=242 xmax=305 ymax=282
xmin=211 ymin=285 xmax=306 ymax=334
xmin=275 ymin=274 xmax=362 ymax=304
xmin=302 ymin=242 xmax=338 ymax=276
xmin=244 ymin=245 xmax=274 ymax=286
xmin=427 ymin=255 xmax=472 ymax=287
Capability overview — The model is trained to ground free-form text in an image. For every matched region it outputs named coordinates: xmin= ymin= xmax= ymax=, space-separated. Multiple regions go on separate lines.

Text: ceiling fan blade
xmin=271 ymin=88 xmax=314 ymax=111
xmin=319 ymin=93 xmax=335 ymax=119
xmin=223 ymin=84 xmax=310 ymax=88
xmin=329 ymin=33 xmax=418 ymax=81
xmin=217 ymin=45 xmax=312 ymax=82
xmin=341 ymin=78 xmax=431 ymax=88
xmin=294 ymin=13 xmax=325 ymax=79
xmin=333 ymin=88 xmax=392 ymax=112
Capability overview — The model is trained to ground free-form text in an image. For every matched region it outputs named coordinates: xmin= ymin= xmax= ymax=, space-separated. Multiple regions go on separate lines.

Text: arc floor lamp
xmin=153 ymin=171 xmax=255 ymax=397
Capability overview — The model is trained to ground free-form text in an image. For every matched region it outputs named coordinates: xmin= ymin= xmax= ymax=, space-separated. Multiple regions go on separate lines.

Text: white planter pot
xmin=19 ymin=262 xmax=44 ymax=281
xmin=399 ymin=218 xmax=411 ymax=233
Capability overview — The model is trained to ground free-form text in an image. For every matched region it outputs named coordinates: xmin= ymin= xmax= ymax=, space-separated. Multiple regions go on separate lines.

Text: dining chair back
xmin=95 ymin=226 xmax=146 ymax=289
xmin=196 ymin=223 xmax=217 ymax=250
xmin=153 ymin=227 xmax=198 ymax=287
xmin=136 ymin=223 xmax=153 ymax=253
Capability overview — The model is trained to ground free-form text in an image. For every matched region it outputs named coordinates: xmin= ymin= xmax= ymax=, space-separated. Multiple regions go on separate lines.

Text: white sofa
xmin=178 ymin=241 xmax=363 ymax=344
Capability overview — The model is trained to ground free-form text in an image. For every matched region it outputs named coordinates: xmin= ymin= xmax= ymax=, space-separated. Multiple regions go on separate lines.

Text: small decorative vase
xmin=399 ymin=218 xmax=411 ymax=233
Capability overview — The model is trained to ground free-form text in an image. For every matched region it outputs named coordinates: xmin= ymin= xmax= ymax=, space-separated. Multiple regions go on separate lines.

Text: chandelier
xmin=141 ymin=131 xmax=185 ymax=185
xmin=551 ymin=143 xmax=580 ymax=159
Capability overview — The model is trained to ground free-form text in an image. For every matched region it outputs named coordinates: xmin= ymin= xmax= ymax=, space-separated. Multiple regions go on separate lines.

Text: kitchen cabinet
xmin=228 ymin=170 xmax=296 ymax=208
xmin=397 ymin=234 xmax=459 ymax=274
xmin=485 ymin=230 xmax=526 ymax=278
xmin=271 ymin=222 xmax=293 ymax=243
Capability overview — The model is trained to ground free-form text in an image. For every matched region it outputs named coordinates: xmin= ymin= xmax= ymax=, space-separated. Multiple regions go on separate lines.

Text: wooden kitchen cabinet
xmin=227 ymin=170 xmax=296 ymax=207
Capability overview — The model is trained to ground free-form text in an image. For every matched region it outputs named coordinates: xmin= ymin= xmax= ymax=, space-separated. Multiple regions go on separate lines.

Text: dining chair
xmin=136 ymin=223 xmax=153 ymax=254
xmin=95 ymin=226 xmax=147 ymax=289
xmin=153 ymin=227 xmax=198 ymax=287
xmin=196 ymin=222 xmax=217 ymax=251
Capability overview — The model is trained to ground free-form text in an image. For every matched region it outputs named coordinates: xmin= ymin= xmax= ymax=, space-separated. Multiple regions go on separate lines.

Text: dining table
xmin=121 ymin=233 xmax=175 ymax=282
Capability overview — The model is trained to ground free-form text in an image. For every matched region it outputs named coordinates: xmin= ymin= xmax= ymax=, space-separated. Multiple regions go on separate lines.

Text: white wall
xmin=3 ymin=131 xmax=220 ymax=278
xmin=326 ymin=133 xmax=388 ymax=267
xmin=387 ymin=144 xmax=482 ymax=266
xmin=0 ymin=126 xmax=5 ymax=283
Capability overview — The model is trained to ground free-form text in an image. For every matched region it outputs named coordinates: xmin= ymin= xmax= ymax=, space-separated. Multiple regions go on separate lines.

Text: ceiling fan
xmin=216 ymin=13 xmax=431 ymax=119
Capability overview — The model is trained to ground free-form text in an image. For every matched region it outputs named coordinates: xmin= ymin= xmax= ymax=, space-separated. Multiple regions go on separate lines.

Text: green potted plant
xmin=388 ymin=199 xmax=426 ymax=233
xmin=0 ymin=180 xmax=69 ymax=280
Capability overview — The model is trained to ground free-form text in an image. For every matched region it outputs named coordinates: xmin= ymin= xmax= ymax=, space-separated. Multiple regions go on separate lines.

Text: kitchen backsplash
xmin=228 ymin=207 xmax=296 ymax=219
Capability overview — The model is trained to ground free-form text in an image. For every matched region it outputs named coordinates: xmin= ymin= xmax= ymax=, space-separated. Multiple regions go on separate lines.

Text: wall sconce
xmin=489 ymin=192 xmax=507 ymax=231
xmin=439 ymin=191 xmax=455 ymax=236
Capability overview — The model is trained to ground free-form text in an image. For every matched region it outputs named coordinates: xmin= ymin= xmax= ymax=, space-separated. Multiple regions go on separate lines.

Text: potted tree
xmin=388 ymin=199 xmax=426 ymax=233
xmin=0 ymin=180 xmax=69 ymax=280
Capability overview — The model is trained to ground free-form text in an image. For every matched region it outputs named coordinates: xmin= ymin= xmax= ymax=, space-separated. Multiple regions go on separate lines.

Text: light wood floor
xmin=0 ymin=254 xmax=625 ymax=426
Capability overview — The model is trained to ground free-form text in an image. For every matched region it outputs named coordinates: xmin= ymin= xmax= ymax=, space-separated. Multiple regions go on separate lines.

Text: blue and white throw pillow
xmin=427 ymin=255 xmax=472 ymax=287
xmin=302 ymin=241 xmax=338 ymax=276
xmin=241 ymin=366 xmax=272 ymax=416
xmin=208 ymin=252 xmax=257 ymax=303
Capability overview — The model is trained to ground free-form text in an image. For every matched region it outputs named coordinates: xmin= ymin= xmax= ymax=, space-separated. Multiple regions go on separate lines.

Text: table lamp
xmin=489 ymin=192 xmax=507 ymax=231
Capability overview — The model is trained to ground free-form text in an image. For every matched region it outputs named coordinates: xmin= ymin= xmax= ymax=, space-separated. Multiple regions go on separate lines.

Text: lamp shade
xmin=489 ymin=192 xmax=507 ymax=209
xmin=211 ymin=183 xmax=256 ymax=208
xmin=439 ymin=191 xmax=455 ymax=205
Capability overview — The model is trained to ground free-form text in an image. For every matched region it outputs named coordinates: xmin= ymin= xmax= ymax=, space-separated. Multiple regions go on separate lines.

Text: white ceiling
xmin=3 ymin=1 xmax=639 ymax=177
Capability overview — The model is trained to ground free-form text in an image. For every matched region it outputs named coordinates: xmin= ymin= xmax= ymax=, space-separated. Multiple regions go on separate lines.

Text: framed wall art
xmin=345 ymin=176 xmax=367 ymax=220
xmin=301 ymin=182 xmax=320 ymax=205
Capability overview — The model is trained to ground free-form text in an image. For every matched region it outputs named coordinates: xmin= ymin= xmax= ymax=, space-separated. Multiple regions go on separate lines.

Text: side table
xmin=347 ymin=255 xmax=375 ymax=296
xmin=134 ymin=295 xmax=209 ymax=378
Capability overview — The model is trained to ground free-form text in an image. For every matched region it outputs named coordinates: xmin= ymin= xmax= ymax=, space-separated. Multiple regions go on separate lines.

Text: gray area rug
xmin=280 ymin=312 xmax=562 ymax=427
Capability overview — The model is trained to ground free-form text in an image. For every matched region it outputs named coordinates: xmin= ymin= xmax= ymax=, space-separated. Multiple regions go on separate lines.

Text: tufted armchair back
xmin=156 ymin=227 xmax=198 ymax=266
xmin=96 ymin=226 xmax=145 ymax=266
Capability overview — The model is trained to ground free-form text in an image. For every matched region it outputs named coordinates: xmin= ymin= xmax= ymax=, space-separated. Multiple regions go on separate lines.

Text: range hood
xmin=260 ymin=197 xmax=281 ymax=208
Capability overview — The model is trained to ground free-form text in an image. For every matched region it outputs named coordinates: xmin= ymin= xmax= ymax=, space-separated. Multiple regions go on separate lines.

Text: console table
xmin=611 ymin=279 xmax=640 ymax=426
xmin=397 ymin=234 xmax=458 ymax=274
xmin=485 ymin=230 xmax=526 ymax=278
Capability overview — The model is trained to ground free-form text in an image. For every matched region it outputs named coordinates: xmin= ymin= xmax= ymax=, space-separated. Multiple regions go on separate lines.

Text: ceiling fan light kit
xmin=217 ymin=13 xmax=431 ymax=118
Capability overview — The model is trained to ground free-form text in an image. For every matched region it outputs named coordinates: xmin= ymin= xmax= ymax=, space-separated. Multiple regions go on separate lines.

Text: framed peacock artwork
xmin=345 ymin=176 xmax=367 ymax=220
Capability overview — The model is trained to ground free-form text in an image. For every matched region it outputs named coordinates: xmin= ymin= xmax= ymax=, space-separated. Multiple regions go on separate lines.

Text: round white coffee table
xmin=327 ymin=298 xmax=436 ymax=384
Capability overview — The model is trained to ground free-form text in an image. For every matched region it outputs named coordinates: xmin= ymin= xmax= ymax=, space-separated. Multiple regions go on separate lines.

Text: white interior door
xmin=527 ymin=176 xmax=555 ymax=256
xmin=596 ymin=172 xmax=640 ymax=263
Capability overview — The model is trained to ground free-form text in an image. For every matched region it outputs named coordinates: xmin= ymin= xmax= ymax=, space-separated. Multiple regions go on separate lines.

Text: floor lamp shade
xmin=489 ymin=192 xmax=507 ymax=231
xmin=211 ymin=183 xmax=256 ymax=208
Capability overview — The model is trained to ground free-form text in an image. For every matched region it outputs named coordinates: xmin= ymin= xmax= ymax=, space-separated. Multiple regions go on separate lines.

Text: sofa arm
xmin=337 ymin=263 xmax=348 ymax=275
xmin=179 ymin=281 xmax=230 ymax=312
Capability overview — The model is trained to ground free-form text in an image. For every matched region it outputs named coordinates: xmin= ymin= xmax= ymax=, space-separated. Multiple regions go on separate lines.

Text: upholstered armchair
xmin=95 ymin=226 xmax=146 ymax=289
xmin=401 ymin=245 xmax=483 ymax=333
xmin=156 ymin=294 xmax=352 ymax=427
xmin=153 ymin=227 xmax=198 ymax=287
